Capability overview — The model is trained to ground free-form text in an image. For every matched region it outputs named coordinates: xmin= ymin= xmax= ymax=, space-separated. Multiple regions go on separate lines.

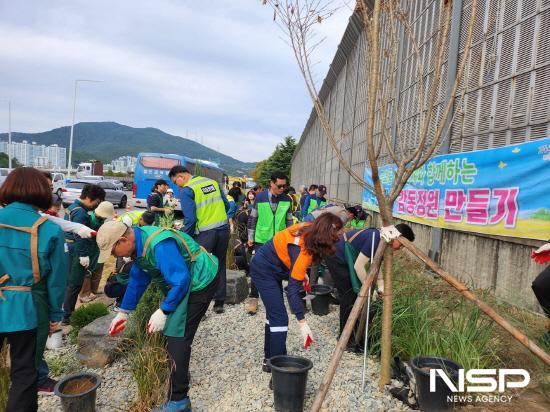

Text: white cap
xmin=96 ymin=220 xmax=129 ymax=263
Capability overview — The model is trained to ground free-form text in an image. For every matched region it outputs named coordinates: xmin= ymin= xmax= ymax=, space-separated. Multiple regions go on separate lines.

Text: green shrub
xmin=69 ymin=302 xmax=109 ymax=341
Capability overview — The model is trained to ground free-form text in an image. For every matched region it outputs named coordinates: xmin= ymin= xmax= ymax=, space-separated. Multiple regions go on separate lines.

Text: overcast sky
xmin=0 ymin=1 xmax=351 ymax=161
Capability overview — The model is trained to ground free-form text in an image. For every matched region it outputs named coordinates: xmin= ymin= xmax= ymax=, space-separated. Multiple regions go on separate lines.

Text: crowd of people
xmin=0 ymin=166 xmax=548 ymax=412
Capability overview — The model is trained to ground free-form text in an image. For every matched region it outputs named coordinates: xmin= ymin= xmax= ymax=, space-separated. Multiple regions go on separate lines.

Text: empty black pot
xmin=54 ymin=372 xmax=101 ymax=412
xmin=411 ymin=356 xmax=461 ymax=411
xmin=268 ymin=355 xmax=313 ymax=412
xmin=310 ymin=284 xmax=333 ymax=316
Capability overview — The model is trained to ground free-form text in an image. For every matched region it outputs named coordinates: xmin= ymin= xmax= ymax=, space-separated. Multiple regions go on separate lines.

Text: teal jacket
xmin=65 ymin=199 xmax=92 ymax=257
xmin=0 ymin=202 xmax=68 ymax=332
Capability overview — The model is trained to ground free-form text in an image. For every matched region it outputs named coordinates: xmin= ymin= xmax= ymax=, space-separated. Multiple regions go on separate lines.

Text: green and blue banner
xmin=363 ymin=138 xmax=550 ymax=240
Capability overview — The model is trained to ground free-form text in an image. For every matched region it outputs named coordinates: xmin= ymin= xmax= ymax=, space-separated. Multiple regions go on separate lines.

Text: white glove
xmin=147 ymin=308 xmax=167 ymax=334
xmin=108 ymin=311 xmax=129 ymax=336
xmin=298 ymin=320 xmax=314 ymax=349
xmin=373 ymin=280 xmax=384 ymax=301
xmin=76 ymin=226 xmax=95 ymax=239
xmin=122 ymin=215 xmax=133 ymax=227
xmin=380 ymin=225 xmax=401 ymax=243
xmin=79 ymin=256 xmax=90 ymax=268
xmin=122 ymin=257 xmax=132 ymax=263
xmin=535 ymin=243 xmax=550 ymax=254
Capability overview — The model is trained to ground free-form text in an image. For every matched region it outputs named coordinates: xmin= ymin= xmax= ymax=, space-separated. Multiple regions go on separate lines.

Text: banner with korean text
xmin=362 ymin=138 xmax=550 ymax=240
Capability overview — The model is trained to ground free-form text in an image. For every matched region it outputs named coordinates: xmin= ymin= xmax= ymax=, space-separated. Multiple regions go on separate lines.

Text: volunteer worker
xmin=0 ymin=168 xmax=67 ymax=411
xmin=98 ymin=221 xmax=219 ymax=412
xmin=324 ymin=224 xmax=415 ymax=352
xmin=250 ymin=213 xmax=344 ymax=373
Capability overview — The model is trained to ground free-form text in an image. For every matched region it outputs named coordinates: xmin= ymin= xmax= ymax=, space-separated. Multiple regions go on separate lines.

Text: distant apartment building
xmin=110 ymin=156 xmax=136 ymax=173
xmin=0 ymin=140 xmax=66 ymax=169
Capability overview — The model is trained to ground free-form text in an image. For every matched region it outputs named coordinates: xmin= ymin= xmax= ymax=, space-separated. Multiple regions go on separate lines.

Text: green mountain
xmin=0 ymin=122 xmax=255 ymax=175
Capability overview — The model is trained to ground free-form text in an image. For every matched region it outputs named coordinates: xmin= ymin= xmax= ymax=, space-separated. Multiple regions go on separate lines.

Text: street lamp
xmin=67 ymin=79 xmax=103 ymax=177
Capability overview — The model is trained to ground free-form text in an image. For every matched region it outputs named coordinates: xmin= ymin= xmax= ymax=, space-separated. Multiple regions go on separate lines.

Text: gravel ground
xmin=38 ymin=299 xmax=408 ymax=411
xmin=38 ymin=341 xmax=137 ymax=412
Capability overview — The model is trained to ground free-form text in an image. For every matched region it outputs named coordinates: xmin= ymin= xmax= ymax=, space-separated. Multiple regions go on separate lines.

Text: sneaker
xmin=262 ymin=358 xmax=271 ymax=373
xmin=213 ymin=302 xmax=224 ymax=314
xmin=61 ymin=318 xmax=71 ymax=326
xmin=37 ymin=377 xmax=58 ymax=396
xmin=245 ymin=297 xmax=258 ymax=315
xmin=152 ymin=398 xmax=192 ymax=412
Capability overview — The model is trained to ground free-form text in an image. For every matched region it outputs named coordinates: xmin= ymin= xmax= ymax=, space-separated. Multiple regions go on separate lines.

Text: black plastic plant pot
xmin=411 ymin=356 xmax=462 ymax=412
xmin=284 ymin=286 xmax=307 ymax=314
xmin=310 ymin=284 xmax=333 ymax=316
xmin=54 ymin=372 xmax=102 ymax=412
xmin=267 ymin=355 xmax=313 ymax=412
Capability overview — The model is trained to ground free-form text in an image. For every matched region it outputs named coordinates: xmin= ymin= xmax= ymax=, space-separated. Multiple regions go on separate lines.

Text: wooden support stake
xmin=310 ymin=241 xmax=388 ymax=412
xmin=399 ymin=236 xmax=550 ymax=366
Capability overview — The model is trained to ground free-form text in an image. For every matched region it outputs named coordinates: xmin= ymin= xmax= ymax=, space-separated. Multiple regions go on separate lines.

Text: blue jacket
xmin=177 ymin=183 xmax=231 ymax=236
xmin=0 ymin=202 xmax=68 ymax=332
xmin=120 ymin=228 xmax=191 ymax=313
xmin=301 ymin=195 xmax=324 ymax=220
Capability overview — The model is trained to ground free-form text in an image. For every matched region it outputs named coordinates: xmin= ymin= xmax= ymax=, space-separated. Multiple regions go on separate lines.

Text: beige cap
xmin=96 ymin=220 xmax=129 ymax=263
xmin=95 ymin=201 xmax=115 ymax=219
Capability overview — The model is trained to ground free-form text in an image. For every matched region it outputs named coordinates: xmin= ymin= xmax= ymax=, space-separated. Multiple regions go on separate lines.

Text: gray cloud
xmin=0 ymin=0 xmax=350 ymax=161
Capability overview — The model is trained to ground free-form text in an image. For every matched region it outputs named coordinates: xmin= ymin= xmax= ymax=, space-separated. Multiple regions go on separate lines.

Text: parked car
xmin=61 ymin=179 xmax=128 ymax=209
xmin=105 ymin=179 xmax=124 ymax=190
xmin=51 ymin=172 xmax=66 ymax=198
xmin=0 ymin=168 xmax=10 ymax=187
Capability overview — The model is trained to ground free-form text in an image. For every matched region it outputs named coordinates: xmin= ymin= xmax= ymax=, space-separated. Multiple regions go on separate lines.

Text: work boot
xmin=245 ymin=297 xmax=258 ymax=315
xmin=151 ymin=398 xmax=192 ymax=412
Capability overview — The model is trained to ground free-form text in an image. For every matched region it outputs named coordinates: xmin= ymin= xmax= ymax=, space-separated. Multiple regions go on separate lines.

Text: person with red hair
xmin=250 ymin=213 xmax=344 ymax=374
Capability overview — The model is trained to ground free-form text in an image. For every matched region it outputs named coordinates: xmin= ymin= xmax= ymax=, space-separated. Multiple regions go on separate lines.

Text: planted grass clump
xmin=367 ymin=258 xmax=500 ymax=371
xmin=125 ymin=282 xmax=170 ymax=410
xmin=69 ymin=302 xmax=109 ymax=342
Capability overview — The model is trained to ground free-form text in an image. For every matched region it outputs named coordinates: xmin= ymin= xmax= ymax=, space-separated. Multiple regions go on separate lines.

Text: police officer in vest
xmin=168 ymin=166 xmax=231 ymax=314
xmin=98 ymin=220 xmax=219 ymax=412
xmin=246 ymin=171 xmax=294 ymax=315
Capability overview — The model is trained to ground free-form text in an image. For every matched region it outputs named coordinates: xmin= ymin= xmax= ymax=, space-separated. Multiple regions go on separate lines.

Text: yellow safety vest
xmin=184 ymin=176 xmax=228 ymax=233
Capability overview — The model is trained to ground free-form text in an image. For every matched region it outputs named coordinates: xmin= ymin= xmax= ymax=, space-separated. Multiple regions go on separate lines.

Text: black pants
xmin=195 ymin=227 xmax=230 ymax=304
xmin=532 ymin=265 xmax=550 ymax=318
xmin=325 ymin=256 xmax=359 ymax=338
xmin=62 ymin=284 xmax=82 ymax=322
xmin=166 ymin=277 xmax=218 ymax=401
xmin=0 ymin=329 xmax=38 ymax=412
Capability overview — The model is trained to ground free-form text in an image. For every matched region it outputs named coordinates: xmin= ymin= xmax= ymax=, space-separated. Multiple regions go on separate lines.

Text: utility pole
xmin=8 ymin=100 xmax=12 ymax=170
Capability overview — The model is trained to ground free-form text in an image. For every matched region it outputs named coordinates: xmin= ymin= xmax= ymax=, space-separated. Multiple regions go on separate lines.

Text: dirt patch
xmin=61 ymin=377 xmax=96 ymax=395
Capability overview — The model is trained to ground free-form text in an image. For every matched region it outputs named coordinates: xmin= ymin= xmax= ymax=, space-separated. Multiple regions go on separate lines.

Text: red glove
xmin=303 ymin=277 xmax=311 ymax=294
xmin=531 ymin=250 xmax=550 ymax=264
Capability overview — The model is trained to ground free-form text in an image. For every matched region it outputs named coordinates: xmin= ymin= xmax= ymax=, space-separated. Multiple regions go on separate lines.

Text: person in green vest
xmin=116 ymin=209 xmax=146 ymax=227
xmin=62 ymin=183 xmax=106 ymax=325
xmin=246 ymin=171 xmax=294 ymax=315
xmin=0 ymin=167 xmax=68 ymax=411
xmin=324 ymin=224 xmax=415 ymax=353
xmin=345 ymin=206 xmax=371 ymax=229
xmin=97 ymin=220 xmax=218 ymax=412
xmin=168 ymin=165 xmax=230 ymax=314
xmin=301 ymin=184 xmax=328 ymax=220
xmin=79 ymin=201 xmax=115 ymax=303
